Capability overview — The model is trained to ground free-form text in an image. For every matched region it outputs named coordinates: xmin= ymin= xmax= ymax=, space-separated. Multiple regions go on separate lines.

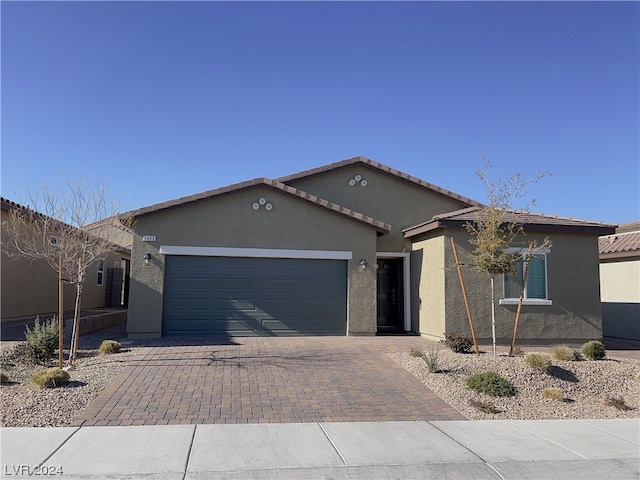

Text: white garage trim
xmin=377 ymin=252 xmax=411 ymax=331
xmin=159 ymin=245 xmax=353 ymax=260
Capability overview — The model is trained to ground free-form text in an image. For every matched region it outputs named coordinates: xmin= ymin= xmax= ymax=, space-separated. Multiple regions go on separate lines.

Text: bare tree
xmin=2 ymin=179 xmax=124 ymax=365
xmin=465 ymin=151 xmax=551 ymax=357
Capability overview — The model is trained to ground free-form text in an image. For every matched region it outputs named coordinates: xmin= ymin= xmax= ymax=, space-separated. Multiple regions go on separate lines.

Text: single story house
xmin=1 ymin=197 xmax=131 ymax=321
xmin=599 ymin=221 xmax=640 ymax=344
xmin=126 ymin=157 xmax=615 ymax=343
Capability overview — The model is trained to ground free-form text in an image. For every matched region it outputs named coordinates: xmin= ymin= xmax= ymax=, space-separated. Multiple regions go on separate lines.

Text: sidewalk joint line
xmin=576 ymin=419 xmax=640 ymax=445
xmin=484 ymin=461 xmax=507 ymax=480
xmin=508 ymin=421 xmax=589 ymax=460
xmin=38 ymin=426 xmax=82 ymax=467
xmin=318 ymin=423 xmax=348 ymax=466
xmin=181 ymin=424 xmax=198 ymax=480
xmin=428 ymin=421 xmax=490 ymax=464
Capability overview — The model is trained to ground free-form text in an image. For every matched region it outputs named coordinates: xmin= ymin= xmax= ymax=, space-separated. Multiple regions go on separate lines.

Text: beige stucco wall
xmin=285 ymin=165 xmax=470 ymax=252
xmin=410 ymin=228 xmax=604 ymax=344
xmin=410 ymin=235 xmax=446 ymax=338
xmin=599 ymin=257 xmax=640 ymax=342
xmin=1 ymin=246 xmax=123 ymax=321
xmin=600 ymin=258 xmax=640 ymax=302
xmin=128 ymin=185 xmax=379 ymax=339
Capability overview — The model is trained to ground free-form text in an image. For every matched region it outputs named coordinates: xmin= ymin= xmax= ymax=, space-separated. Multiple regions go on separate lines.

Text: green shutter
xmin=525 ymin=255 xmax=547 ymax=299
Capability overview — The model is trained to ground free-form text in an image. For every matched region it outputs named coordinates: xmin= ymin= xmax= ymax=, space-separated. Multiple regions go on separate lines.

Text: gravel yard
xmin=1 ymin=344 xmax=141 ymax=427
xmin=390 ymin=348 xmax=640 ymax=420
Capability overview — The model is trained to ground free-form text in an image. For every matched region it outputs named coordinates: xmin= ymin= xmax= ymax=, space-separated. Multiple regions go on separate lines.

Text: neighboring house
xmin=126 ymin=156 xmax=615 ymax=343
xmin=599 ymin=221 xmax=640 ymax=344
xmin=1 ymin=197 xmax=130 ymax=321
xmin=85 ymin=216 xmax=133 ymax=307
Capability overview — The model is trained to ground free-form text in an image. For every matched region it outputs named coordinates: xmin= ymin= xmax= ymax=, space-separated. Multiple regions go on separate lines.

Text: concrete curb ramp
xmin=1 ymin=419 xmax=638 ymax=479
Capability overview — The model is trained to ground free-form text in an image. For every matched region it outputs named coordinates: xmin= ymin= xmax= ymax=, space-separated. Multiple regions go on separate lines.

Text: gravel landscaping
xmin=0 ymin=343 xmax=141 ymax=427
xmin=390 ymin=347 xmax=640 ymax=420
xmin=1 ymin=337 xmax=639 ymax=426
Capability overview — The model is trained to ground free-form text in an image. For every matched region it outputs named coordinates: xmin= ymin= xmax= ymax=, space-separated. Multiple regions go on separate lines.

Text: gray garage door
xmin=162 ymin=256 xmax=347 ymax=336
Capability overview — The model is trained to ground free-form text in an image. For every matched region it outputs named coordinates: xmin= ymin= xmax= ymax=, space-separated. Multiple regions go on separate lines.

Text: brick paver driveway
xmin=72 ymin=336 xmax=466 ymax=426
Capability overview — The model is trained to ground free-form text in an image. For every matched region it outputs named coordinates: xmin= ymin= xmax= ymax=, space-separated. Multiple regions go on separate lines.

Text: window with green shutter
xmin=502 ymin=253 xmax=549 ymax=302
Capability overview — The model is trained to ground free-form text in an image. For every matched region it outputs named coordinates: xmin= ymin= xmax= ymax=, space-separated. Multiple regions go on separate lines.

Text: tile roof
xmin=403 ymin=206 xmax=617 ymax=238
xmin=1 ymin=196 xmax=131 ymax=254
xmin=128 ymin=178 xmax=391 ymax=234
xmin=599 ymin=222 xmax=640 ymax=258
xmin=277 ymin=156 xmax=482 ymax=208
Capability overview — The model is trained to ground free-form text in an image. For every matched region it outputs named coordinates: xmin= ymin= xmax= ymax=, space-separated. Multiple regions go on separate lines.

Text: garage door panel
xmin=217 ymin=299 xmax=257 ymax=311
xmin=217 ymin=278 xmax=257 ymax=290
xmin=163 ymin=256 xmax=347 ymax=336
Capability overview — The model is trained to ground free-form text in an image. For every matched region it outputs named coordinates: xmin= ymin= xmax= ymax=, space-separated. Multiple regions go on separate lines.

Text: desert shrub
xmin=409 ymin=347 xmax=423 ymax=357
xmin=0 ymin=371 xmax=9 ymax=384
xmin=469 ymin=399 xmax=500 ymax=414
xmin=581 ymin=341 xmax=606 ymax=360
xmin=466 ymin=371 xmax=516 ymax=397
xmin=441 ymin=332 xmax=473 ymax=354
xmin=512 ymin=346 xmax=525 ymax=357
xmin=524 ymin=353 xmax=552 ymax=373
xmin=604 ymin=396 xmax=632 ymax=411
xmin=552 ymin=345 xmax=573 ymax=361
xmin=542 ymin=387 xmax=565 ymax=401
xmin=421 ymin=348 xmax=440 ymax=373
xmin=25 ymin=316 xmax=59 ymax=363
xmin=99 ymin=340 xmax=122 ymax=354
xmin=32 ymin=367 xmax=70 ymax=388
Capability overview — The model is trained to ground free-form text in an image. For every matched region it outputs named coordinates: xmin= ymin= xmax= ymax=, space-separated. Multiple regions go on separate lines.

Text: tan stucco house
xmin=599 ymin=221 xmax=640 ymax=344
xmin=126 ymin=157 xmax=615 ymax=343
xmin=1 ymin=197 xmax=131 ymax=321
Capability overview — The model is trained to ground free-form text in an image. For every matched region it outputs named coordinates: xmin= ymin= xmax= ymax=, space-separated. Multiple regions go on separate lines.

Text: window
xmin=500 ymin=250 xmax=551 ymax=305
xmin=97 ymin=259 xmax=105 ymax=286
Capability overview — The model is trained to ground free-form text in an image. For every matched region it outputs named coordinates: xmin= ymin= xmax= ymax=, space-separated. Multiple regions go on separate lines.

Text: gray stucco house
xmin=126 ymin=157 xmax=615 ymax=343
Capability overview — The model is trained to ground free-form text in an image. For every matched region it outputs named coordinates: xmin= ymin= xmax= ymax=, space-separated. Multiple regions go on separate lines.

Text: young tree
xmin=465 ymin=152 xmax=551 ymax=357
xmin=2 ymin=179 xmax=124 ymax=365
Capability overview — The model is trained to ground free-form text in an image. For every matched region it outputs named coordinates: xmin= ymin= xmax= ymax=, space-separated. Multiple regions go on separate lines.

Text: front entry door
xmin=376 ymin=258 xmax=404 ymax=332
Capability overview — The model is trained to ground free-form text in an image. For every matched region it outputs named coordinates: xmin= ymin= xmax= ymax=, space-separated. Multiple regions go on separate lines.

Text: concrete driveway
xmin=71 ymin=336 xmax=466 ymax=426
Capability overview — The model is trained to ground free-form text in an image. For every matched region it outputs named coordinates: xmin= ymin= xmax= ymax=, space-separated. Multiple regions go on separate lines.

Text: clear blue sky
xmin=2 ymin=1 xmax=638 ymax=225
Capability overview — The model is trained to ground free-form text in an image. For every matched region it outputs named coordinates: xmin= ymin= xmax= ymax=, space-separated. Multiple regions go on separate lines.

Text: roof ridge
xmin=276 ymin=156 xmax=482 ymax=208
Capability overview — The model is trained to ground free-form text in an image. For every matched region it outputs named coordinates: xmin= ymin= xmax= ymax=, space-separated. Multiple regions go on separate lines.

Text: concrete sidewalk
xmin=2 ymin=419 xmax=638 ymax=479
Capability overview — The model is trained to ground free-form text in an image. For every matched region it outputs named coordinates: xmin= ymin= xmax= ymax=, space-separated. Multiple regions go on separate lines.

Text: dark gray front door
xmin=376 ymin=258 xmax=404 ymax=332
xmin=162 ymin=256 xmax=347 ymax=336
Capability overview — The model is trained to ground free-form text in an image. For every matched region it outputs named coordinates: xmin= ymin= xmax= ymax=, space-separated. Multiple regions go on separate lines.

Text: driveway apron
xmin=71 ymin=336 xmax=466 ymax=426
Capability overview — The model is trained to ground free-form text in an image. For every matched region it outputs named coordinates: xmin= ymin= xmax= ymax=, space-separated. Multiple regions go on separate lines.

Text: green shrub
xmin=466 ymin=371 xmax=516 ymax=397
xmin=524 ymin=353 xmax=552 ymax=373
xmin=542 ymin=387 xmax=565 ymax=401
xmin=0 ymin=371 xmax=9 ymax=384
xmin=441 ymin=332 xmax=473 ymax=354
xmin=25 ymin=316 xmax=59 ymax=363
xmin=552 ymin=345 xmax=573 ymax=361
xmin=99 ymin=340 xmax=122 ymax=354
xmin=581 ymin=341 xmax=606 ymax=360
xmin=32 ymin=367 xmax=70 ymax=388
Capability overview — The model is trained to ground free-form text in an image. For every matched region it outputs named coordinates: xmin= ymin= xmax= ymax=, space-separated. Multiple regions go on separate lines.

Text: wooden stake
xmin=450 ymin=237 xmax=480 ymax=356
xmin=510 ymin=242 xmax=535 ymax=356
xmin=58 ymin=257 xmax=64 ymax=369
